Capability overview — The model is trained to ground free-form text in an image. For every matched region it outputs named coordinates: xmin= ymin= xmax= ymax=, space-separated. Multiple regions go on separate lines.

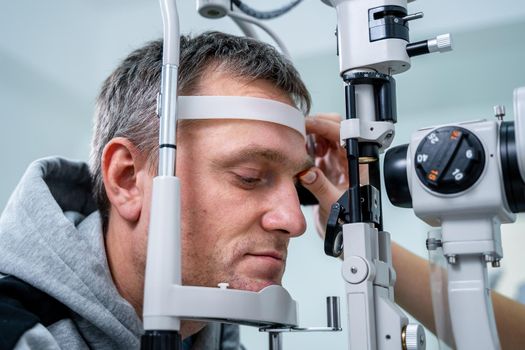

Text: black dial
xmin=415 ymin=126 xmax=485 ymax=194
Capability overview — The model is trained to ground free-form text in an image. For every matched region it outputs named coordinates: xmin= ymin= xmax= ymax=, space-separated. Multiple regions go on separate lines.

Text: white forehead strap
xmin=177 ymin=96 xmax=306 ymax=139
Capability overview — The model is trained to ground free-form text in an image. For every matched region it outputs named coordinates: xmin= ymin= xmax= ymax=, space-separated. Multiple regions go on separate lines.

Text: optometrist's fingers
xmin=299 ymin=167 xmax=344 ymax=222
xmin=312 ymin=136 xmax=329 ymax=157
xmin=315 ymin=151 xmax=344 ymax=186
xmin=305 ymin=116 xmax=340 ymax=144
xmin=311 ymin=113 xmax=342 ymax=123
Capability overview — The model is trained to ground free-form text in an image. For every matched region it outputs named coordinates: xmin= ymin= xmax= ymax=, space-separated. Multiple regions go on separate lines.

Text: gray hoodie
xmin=0 ymin=157 xmax=242 ymax=350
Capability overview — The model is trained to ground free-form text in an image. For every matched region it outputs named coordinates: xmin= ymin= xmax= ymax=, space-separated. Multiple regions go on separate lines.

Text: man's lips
xmin=246 ymin=251 xmax=284 ymax=261
xmin=244 ymin=251 xmax=285 ymax=272
xmin=239 ymin=251 xmax=286 ymax=286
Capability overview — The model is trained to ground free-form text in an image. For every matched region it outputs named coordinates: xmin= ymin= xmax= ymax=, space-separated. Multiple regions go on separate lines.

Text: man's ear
xmin=101 ymin=137 xmax=149 ymax=223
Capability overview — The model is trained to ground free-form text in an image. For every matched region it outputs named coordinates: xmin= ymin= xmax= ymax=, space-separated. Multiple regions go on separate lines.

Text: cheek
xmin=177 ymin=162 xmax=267 ymax=278
xmin=180 ymin=168 xmax=259 ymax=229
xmin=179 ymin=182 xmax=230 ymax=259
xmin=179 ymin=185 xmax=258 ymax=275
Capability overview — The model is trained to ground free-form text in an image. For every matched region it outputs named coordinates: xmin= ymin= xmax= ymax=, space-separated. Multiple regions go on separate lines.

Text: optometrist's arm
xmin=299 ymin=114 xmax=525 ymax=350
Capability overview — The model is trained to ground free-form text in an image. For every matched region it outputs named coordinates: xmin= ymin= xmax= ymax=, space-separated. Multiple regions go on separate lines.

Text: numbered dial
xmin=415 ymin=126 xmax=485 ymax=194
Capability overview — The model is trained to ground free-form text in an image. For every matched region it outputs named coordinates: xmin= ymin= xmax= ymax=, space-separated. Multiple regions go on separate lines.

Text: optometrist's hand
xmin=299 ymin=114 xmax=349 ymax=238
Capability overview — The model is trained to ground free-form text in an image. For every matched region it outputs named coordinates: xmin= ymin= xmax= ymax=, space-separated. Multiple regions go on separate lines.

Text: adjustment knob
xmin=415 ymin=126 xmax=485 ymax=194
xmin=494 ymin=104 xmax=506 ymax=120
xmin=428 ymin=33 xmax=452 ymax=53
xmin=197 ymin=0 xmax=228 ymax=18
xmin=403 ymin=324 xmax=426 ymax=350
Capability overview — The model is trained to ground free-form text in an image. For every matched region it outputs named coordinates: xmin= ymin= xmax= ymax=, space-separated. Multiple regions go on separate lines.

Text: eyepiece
xmin=384 ymin=144 xmax=412 ymax=208
xmin=500 ymin=121 xmax=525 ymax=213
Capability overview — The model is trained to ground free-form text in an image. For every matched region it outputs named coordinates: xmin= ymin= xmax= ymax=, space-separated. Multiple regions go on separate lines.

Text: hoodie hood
xmin=0 ymin=157 xmax=143 ymax=348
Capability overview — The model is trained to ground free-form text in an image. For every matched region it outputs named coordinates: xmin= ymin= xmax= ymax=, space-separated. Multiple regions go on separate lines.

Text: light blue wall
xmin=1 ymin=5 xmax=525 ymax=349
xmin=0 ymin=48 xmax=92 ymax=209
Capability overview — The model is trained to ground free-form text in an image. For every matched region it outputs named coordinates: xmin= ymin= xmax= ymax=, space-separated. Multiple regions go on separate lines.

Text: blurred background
xmin=1 ymin=1 xmax=525 ymax=349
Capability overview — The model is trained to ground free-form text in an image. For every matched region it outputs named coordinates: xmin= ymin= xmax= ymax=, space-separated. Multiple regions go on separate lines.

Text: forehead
xmin=194 ymin=69 xmax=296 ymax=108
xmin=181 ymin=119 xmax=311 ymax=173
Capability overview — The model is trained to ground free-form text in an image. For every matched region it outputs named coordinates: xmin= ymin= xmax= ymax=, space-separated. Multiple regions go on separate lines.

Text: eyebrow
xmin=214 ymin=145 xmax=314 ymax=174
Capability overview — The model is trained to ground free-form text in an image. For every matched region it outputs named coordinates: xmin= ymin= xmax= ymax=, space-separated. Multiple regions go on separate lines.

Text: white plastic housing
xmin=447 ymin=255 xmax=500 ymax=349
xmin=152 ymin=284 xmax=298 ymax=328
xmin=341 ymin=222 xmax=411 ymax=349
xmin=408 ymin=119 xmax=514 ymax=257
xmin=322 ymin=0 xmax=411 ymax=75
xmin=197 ymin=0 xmax=229 ymax=18
xmin=143 ymin=176 xmax=182 ymax=331
xmin=407 ymin=119 xmax=512 ymax=349
xmin=340 ymin=118 xmax=395 ymax=151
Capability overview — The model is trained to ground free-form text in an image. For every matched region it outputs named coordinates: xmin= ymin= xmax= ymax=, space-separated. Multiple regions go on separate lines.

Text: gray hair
xmin=90 ymin=31 xmax=312 ymax=230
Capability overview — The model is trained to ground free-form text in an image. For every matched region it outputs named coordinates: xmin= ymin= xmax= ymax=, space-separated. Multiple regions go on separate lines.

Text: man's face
xmin=171 ymin=72 xmax=311 ymax=292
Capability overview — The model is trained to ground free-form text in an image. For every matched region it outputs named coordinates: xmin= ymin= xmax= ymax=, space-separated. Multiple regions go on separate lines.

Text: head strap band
xmin=177 ymin=96 xmax=306 ymax=138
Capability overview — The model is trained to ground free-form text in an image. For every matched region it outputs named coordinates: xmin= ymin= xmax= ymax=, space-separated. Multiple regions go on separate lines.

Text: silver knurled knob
xmin=404 ymin=324 xmax=426 ymax=350
xmin=428 ymin=33 xmax=452 ymax=53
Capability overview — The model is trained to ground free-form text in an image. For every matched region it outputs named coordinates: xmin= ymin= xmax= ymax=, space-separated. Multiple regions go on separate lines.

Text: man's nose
xmin=260 ymin=182 xmax=307 ymax=237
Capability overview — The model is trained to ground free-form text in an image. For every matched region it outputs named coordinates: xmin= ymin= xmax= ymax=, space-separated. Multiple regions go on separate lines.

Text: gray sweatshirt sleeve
xmin=13 ymin=324 xmax=61 ymax=350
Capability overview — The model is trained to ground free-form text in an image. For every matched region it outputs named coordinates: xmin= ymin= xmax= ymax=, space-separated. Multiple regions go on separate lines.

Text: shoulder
xmin=0 ymin=275 xmax=68 ymax=350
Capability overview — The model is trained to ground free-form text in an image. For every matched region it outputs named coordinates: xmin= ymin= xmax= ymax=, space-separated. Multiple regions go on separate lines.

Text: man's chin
xmin=180 ymin=320 xmax=206 ymax=339
xmin=228 ymin=277 xmax=281 ymax=292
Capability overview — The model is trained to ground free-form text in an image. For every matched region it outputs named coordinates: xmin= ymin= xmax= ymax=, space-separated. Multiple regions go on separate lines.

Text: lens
xmin=500 ymin=121 xmax=525 ymax=213
xmin=383 ymin=143 xmax=412 ymax=208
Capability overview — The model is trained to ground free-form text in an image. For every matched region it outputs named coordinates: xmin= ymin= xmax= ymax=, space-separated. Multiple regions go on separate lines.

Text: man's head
xmin=90 ymin=32 xmax=312 ymax=297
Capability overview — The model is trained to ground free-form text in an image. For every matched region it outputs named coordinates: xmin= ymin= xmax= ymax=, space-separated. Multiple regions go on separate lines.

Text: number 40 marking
xmin=417 ymin=154 xmax=428 ymax=163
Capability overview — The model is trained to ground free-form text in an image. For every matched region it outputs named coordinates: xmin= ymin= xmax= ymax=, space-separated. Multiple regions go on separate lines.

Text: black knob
xmin=415 ymin=126 xmax=485 ymax=194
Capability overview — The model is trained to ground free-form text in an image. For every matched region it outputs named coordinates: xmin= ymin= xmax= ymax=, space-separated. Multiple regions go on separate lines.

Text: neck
xmin=104 ymin=211 xmax=205 ymax=339
xmin=105 ymin=212 xmax=145 ymax=317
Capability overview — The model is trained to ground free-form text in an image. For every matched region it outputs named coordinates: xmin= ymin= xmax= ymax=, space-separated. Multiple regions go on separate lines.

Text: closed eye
xmin=234 ymin=175 xmax=263 ymax=189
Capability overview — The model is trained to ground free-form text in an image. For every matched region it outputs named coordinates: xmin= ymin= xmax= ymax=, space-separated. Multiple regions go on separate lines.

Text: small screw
xmin=350 ymin=266 xmax=358 ymax=274
xmin=218 ymin=282 xmax=230 ymax=289
xmin=426 ymin=238 xmax=442 ymax=251
xmin=494 ymin=105 xmax=506 ymax=120
xmin=492 ymin=260 xmax=501 ymax=268
xmin=447 ymin=255 xmax=456 ymax=264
